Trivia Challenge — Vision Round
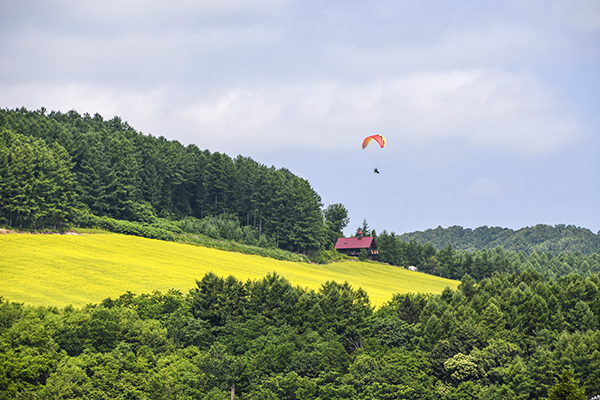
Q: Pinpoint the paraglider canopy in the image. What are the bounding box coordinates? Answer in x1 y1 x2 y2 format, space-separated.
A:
362 134 386 149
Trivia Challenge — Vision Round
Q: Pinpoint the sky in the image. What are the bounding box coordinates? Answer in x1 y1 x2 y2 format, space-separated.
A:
1 0 599 236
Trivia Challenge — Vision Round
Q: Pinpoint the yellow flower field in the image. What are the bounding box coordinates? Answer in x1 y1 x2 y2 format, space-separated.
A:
0 232 459 308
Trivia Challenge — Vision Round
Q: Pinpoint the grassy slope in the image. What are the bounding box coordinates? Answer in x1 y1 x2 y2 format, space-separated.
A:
1 232 458 308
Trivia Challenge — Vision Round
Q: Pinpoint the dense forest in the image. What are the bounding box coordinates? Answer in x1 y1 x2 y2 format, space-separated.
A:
1 270 598 399
0 107 340 255
375 232 600 282
396 224 600 256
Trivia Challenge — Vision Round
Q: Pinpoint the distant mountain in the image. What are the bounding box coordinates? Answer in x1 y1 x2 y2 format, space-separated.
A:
397 224 600 255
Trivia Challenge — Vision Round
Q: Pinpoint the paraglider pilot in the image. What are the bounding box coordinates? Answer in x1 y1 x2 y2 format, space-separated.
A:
362 134 385 175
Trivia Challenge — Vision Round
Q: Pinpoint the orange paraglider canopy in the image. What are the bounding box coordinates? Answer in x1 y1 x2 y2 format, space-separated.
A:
362 134 386 149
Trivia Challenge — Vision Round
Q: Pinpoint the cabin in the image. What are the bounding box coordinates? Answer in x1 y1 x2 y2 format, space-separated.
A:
335 230 379 259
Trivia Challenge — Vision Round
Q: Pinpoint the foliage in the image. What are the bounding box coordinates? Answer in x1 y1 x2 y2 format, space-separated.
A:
547 369 586 400
377 231 600 281
1 270 599 399
323 203 350 247
397 224 600 256
0 129 76 230
75 209 177 241
4 107 600 398
0 107 333 257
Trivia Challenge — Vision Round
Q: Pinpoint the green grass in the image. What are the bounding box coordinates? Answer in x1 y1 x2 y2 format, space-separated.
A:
0 232 459 308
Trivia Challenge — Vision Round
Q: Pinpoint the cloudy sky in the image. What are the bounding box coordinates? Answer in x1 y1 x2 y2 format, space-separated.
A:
1 0 599 235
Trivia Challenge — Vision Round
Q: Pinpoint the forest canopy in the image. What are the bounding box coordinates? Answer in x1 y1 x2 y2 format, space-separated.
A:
397 224 600 256
0 107 334 254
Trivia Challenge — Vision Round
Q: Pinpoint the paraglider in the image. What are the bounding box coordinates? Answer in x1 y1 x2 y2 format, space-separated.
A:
362 134 386 173
362 134 386 149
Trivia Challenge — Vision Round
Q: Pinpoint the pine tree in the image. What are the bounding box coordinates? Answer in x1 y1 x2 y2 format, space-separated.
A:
323 203 349 246
76 138 114 216
547 369 586 400
287 178 323 254
0 129 76 228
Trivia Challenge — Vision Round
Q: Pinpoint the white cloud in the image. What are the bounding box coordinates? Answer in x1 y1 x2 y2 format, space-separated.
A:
0 67 581 157
394 70 581 154
177 69 581 155
2 0 289 31
327 22 549 78
0 0 588 159
0 83 171 134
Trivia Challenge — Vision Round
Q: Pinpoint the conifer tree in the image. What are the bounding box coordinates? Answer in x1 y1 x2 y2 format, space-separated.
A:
0 129 76 228
547 369 586 400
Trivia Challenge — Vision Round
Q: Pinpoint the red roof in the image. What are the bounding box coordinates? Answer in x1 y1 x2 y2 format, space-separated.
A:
335 236 374 250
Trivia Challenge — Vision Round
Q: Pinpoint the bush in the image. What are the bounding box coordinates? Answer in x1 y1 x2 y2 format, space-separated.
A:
76 211 176 242
310 245 346 264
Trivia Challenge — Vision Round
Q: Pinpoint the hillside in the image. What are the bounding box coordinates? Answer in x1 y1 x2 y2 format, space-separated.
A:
0 232 458 308
396 223 600 255
0 108 331 255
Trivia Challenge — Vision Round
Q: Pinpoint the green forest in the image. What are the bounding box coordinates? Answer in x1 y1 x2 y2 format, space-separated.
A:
1 270 598 399
396 224 600 256
0 108 331 255
375 233 600 281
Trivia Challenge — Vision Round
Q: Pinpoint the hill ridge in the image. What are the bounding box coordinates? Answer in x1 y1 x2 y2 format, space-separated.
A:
395 223 600 255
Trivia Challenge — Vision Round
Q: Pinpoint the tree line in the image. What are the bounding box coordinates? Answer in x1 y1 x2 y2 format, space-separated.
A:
375 231 600 281
1 270 597 399
396 224 600 256
0 107 348 255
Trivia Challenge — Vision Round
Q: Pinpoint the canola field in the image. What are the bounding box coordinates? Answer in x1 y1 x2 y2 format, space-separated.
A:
0 232 459 308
